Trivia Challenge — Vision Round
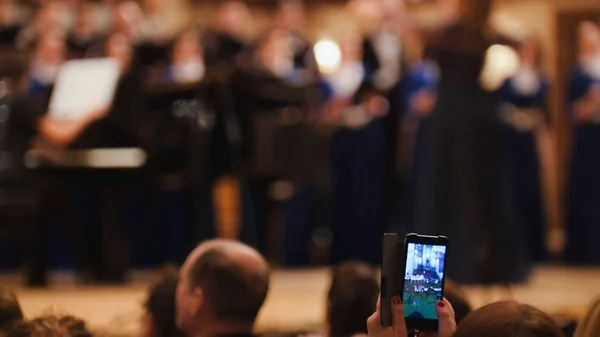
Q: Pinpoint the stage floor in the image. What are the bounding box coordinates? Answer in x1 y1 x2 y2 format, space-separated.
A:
2 266 599 335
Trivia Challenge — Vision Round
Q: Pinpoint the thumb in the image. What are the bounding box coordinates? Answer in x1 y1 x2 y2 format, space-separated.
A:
436 299 457 337
391 296 408 337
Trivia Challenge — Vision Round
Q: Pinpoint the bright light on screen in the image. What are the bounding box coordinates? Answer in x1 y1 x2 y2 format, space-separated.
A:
314 39 342 74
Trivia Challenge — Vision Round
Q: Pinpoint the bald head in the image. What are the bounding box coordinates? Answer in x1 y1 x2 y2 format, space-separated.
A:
181 240 270 325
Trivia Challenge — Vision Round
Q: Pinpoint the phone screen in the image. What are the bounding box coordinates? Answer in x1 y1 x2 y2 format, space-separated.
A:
402 242 446 320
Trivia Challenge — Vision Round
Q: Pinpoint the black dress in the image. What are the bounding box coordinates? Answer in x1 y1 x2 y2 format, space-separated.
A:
414 26 530 285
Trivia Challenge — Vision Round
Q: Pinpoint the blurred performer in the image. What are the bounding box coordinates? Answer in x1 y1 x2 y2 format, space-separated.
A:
0 0 21 48
140 0 170 42
16 1 68 50
322 34 389 265
203 1 249 68
66 0 99 59
361 0 404 93
499 37 549 262
27 31 65 98
140 0 186 44
37 31 142 283
112 0 144 44
37 32 138 149
234 29 314 263
355 0 406 230
131 0 172 75
566 22 600 265
170 28 219 246
0 50 94 286
271 0 317 85
168 29 205 85
399 33 439 232
399 0 529 284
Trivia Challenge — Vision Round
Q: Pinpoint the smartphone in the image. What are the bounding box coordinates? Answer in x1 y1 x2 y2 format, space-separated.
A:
400 234 449 332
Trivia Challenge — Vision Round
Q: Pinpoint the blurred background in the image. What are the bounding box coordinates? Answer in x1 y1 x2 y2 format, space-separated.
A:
0 0 600 334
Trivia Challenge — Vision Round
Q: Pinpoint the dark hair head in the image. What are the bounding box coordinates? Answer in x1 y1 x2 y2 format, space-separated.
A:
327 261 380 337
0 289 23 331
188 247 269 325
145 267 185 337
443 280 472 324
455 301 564 337
2 315 92 337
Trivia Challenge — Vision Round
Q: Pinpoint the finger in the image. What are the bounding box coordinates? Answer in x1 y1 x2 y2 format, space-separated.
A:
366 311 381 333
391 296 408 337
442 298 455 320
436 299 457 337
367 295 382 333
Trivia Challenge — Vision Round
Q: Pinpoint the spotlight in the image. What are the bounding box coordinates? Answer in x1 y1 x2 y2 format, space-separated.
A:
314 39 342 74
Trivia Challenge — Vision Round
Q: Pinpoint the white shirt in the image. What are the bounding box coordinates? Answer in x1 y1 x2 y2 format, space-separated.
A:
371 26 402 90
171 59 206 84
324 62 365 100
511 66 542 96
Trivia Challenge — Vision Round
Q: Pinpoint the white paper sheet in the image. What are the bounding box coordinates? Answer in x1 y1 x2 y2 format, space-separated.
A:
49 58 121 120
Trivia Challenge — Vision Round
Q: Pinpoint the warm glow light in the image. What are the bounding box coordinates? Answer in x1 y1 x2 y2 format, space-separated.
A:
314 39 342 74
480 44 521 92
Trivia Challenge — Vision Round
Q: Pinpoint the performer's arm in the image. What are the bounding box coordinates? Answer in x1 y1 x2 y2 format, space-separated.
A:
37 107 109 148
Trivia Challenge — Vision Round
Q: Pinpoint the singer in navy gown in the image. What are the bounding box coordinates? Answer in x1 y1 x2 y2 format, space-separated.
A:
565 23 600 265
406 1 530 284
362 18 406 232
323 38 388 265
400 59 439 231
499 61 549 262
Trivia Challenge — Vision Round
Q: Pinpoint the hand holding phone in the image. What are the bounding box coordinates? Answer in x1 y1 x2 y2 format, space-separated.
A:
380 233 449 332
368 296 457 337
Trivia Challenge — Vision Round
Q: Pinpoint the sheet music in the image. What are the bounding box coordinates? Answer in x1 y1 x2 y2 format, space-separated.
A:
49 58 121 120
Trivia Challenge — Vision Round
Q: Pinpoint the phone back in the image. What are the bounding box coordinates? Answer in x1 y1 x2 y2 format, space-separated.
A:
381 233 400 327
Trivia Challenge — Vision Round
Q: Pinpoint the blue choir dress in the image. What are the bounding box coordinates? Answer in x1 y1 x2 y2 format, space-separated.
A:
499 69 549 262
400 60 440 231
566 59 600 265
323 61 387 265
